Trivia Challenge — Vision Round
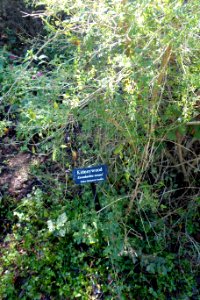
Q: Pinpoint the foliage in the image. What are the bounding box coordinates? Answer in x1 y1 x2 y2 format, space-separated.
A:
0 0 200 299
0 189 199 299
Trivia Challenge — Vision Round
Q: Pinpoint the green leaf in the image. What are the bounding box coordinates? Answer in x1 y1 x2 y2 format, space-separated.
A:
193 126 200 138
56 212 67 228
167 129 177 141
47 220 55 232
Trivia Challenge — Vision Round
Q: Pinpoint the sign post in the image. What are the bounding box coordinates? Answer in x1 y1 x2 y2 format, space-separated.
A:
72 165 108 210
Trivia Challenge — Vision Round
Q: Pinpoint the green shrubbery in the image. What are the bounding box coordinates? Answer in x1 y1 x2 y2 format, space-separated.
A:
0 188 199 299
0 0 200 299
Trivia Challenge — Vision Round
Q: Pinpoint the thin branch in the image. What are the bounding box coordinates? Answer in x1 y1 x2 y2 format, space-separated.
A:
187 121 200 126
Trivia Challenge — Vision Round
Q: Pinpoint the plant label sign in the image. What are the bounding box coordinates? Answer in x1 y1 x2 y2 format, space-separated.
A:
72 165 108 184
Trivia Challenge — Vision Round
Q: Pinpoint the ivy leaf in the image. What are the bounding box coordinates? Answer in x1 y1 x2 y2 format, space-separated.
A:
58 228 66 237
146 263 156 274
47 220 55 232
56 212 67 229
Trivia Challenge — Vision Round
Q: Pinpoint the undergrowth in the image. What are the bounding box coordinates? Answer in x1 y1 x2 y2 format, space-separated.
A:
0 0 200 299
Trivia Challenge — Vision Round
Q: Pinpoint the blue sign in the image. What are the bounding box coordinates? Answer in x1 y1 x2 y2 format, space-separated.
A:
72 165 108 184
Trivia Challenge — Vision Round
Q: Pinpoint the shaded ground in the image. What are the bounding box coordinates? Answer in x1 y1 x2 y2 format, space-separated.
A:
0 0 43 53
0 151 32 198
0 135 45 199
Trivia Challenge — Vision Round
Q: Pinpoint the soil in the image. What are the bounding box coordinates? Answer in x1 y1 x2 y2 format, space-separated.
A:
0 135 43 199
0 0 43 53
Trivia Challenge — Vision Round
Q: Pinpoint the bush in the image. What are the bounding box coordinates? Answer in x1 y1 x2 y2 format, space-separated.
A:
0 0 199 299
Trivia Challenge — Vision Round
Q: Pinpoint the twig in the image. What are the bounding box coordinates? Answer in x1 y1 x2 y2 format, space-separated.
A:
175 130 189 182
186 121 200 126
97 196 130 213
21 10 47 18
151 45 172 106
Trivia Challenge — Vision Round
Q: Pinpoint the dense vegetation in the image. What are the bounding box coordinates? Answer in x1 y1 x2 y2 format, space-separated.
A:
0 0 200 299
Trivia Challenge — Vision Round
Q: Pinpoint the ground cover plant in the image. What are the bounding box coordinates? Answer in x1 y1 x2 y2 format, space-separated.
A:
0 0 200 299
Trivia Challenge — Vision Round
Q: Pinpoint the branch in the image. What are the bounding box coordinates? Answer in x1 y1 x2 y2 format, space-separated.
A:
186 121 200 126
151 45 172 106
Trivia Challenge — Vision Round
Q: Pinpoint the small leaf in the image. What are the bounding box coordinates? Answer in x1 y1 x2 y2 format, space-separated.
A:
47 220 55 232
52 147 57 161
114 144 124 155
3 128 9 135
146 263 156 274
38 54 48 60
60 144 67 149
28 110 36 120
72 150 78 161
167 129 176 141
56 212 67 228
53 102 59 109
124 171 131 182
58 228 66 237
193 126 200 138
177 125 186 136
31 146 36 154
